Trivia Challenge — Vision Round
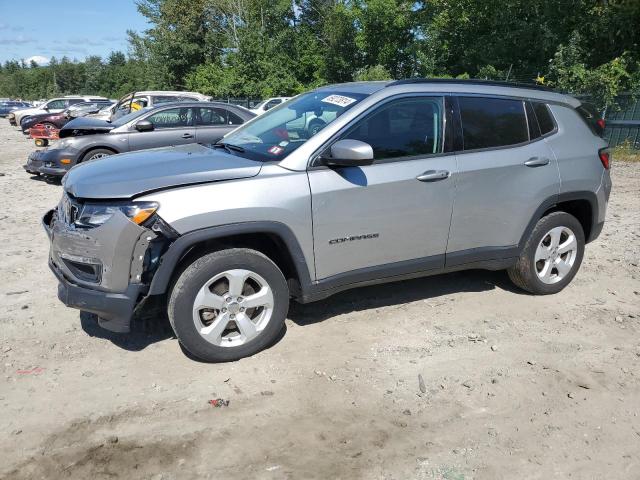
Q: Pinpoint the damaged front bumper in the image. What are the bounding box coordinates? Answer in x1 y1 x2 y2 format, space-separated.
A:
42 204 169 333
24 148 77 177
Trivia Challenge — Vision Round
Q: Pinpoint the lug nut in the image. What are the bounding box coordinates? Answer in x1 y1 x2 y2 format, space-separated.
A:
237 296 243 302
240 307 245 312
222 307 227 313
230 314 236 319
225 297 232 303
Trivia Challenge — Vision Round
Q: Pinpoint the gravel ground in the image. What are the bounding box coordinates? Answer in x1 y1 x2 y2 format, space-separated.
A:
0 121 639 480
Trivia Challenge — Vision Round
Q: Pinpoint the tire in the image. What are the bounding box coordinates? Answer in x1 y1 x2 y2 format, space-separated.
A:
307 119 326 137
508 211 585 295
168 248 289 362
82 148 114 162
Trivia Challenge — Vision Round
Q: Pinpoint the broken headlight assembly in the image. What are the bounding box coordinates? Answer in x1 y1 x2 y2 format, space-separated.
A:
74 201 159 228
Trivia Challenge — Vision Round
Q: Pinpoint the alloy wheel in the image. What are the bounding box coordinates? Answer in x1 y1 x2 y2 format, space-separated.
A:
534 226 578 284
192 269 274 347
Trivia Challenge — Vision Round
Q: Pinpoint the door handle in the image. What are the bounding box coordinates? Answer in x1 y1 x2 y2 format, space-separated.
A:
182 133 194 139
416 170 450 182
524 156 550 167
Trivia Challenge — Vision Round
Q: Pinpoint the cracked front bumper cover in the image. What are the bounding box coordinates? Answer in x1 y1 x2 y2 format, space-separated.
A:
43 207 156 333
50 258 144 333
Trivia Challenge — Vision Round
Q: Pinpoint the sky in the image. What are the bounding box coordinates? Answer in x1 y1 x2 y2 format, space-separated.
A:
0 0 149 64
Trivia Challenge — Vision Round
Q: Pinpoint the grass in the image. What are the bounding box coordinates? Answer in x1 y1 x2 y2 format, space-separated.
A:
612 142 640 162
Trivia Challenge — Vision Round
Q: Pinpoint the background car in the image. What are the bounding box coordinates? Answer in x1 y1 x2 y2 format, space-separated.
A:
10 95 108 126
250 97 291 115
24 101 255 177
0 101 32 117
20 101 115 134
66 100 115 119
108 91 211 121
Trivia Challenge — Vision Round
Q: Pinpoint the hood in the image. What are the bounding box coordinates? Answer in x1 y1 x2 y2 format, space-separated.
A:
59 116 116 137
64 143 263 199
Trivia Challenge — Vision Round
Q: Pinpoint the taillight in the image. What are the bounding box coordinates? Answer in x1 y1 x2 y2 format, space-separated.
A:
598 148 610 170
596 118 606 131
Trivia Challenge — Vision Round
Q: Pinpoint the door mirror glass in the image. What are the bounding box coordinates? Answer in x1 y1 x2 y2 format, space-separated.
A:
323 139 374 167
135 119 154 132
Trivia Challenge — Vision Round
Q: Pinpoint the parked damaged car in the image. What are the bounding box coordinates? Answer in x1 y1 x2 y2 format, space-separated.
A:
24 101 255 177
20 101 115 134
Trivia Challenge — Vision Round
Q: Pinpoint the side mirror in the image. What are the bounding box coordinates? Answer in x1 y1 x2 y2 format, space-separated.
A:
322 139 374 167
135 120 154 132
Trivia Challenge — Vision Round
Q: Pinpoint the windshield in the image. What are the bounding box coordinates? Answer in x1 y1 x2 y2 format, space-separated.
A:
222 91 368 161
110 108 149 126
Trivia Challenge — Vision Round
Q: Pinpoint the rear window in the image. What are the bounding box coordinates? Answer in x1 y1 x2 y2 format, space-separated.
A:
459 97 529 150
576 103 604 137
533 102 555 135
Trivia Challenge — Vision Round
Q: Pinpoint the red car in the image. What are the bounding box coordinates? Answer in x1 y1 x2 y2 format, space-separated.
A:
20 100 113 134
20 111 69 134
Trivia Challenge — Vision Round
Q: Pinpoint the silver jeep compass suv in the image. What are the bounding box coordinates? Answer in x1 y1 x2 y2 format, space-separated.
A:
43 79 612 362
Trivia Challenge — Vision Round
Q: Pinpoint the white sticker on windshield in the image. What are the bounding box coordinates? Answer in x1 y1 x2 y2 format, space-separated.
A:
321 94 357 108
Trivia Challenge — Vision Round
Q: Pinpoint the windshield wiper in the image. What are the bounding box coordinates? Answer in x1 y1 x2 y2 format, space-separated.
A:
213 142 245 153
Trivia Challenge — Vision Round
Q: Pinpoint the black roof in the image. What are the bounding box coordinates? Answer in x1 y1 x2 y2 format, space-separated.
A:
387 78 553 92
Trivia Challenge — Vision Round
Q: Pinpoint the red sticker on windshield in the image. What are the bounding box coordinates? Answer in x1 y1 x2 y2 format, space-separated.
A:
268 146 284 155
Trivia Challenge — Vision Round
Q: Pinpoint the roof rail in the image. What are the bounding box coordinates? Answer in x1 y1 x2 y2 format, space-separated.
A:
387 78 553 92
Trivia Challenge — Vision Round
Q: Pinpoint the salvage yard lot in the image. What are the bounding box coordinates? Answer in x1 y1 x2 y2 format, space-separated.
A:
0 120 639 479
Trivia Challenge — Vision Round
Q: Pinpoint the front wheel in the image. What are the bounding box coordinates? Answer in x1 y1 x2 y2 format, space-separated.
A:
508 211 585 295
168 248 289 362
82 148 114 162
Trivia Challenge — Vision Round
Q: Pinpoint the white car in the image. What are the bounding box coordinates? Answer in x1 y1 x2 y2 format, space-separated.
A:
9 95 108 126
250 97 291 115
107 91 211 121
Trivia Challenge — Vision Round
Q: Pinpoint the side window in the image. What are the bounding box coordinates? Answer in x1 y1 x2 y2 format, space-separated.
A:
198 107 227 126
342 96 444 160
67 99 83 106
227 110 245 125
458 97 528 150
145 107 194 128
525 101 541 140
46 99 67 109
152 95 180 105
265 99 282 111
533 102 556 135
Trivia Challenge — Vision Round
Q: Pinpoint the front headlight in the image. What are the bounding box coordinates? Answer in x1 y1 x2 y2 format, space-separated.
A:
75 201 158 228
56 138 73 149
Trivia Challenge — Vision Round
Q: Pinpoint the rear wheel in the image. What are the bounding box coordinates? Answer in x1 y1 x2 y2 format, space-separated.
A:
508 211 585 294
82 148 114 162
168 248 289 362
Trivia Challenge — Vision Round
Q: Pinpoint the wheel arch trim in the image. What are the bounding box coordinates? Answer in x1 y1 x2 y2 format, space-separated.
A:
147 221 313 296
519 191 599 249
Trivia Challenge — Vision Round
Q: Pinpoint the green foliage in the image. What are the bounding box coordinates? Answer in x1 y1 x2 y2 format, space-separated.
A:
1 0 638 105
354 65 392 81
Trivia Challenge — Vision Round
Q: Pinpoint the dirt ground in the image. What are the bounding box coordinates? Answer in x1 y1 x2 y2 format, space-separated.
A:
0 120 639 480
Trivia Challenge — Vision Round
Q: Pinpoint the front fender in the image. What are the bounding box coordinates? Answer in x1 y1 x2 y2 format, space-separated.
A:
147 221 313 297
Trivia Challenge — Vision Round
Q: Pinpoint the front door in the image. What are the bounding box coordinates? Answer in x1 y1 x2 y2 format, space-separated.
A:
309 95 457 280
128 106 195 151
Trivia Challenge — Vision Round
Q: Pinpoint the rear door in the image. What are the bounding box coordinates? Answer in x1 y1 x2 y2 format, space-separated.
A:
446 96 559 264
128 106 195 151
195 106 245 144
